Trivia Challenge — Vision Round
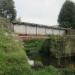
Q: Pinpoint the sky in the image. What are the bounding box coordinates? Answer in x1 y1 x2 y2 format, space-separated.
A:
14 0 75 26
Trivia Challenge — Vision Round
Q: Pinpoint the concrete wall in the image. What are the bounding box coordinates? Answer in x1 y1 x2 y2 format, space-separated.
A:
37 27 46 35
14 24 25 34
26 25 36 35
13 24 65 36
45 28 53 35
52 29 60 35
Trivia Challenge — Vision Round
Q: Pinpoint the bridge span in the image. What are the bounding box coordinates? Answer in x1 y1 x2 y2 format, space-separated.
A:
13 22 67 40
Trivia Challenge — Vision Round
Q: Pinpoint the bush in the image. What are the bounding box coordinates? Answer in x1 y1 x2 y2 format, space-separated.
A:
0 27 32 75
23 39 44 60
61 69 75 75
33 66 61 75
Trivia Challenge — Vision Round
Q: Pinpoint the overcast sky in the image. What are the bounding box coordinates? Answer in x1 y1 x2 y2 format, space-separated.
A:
14 0 75 26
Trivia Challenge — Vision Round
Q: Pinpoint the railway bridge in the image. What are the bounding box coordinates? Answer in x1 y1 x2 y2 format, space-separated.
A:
13 22 67 40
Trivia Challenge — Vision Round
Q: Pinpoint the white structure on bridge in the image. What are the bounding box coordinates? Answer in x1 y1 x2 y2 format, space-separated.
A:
13 22 66 35
13 22 67 40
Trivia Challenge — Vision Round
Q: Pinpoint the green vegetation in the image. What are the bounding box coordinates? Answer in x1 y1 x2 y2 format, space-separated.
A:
23 36 65 67
58 0 75 29
39 38 55 66
0 18 11 29
0 19 75 75
33 66 61 75
0 0 16 21
38 36 65 66
24 35 75 68
0 29 65 75
61 69 75 75
0 19 32 75
23 39 45 60
33 66 75 75
0 1 74 75
0 0 75 74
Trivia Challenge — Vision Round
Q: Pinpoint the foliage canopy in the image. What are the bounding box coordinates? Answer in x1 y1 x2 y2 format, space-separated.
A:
58 0 75 29
0 0 16 21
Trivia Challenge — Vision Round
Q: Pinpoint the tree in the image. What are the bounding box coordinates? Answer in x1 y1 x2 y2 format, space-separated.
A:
39 39 56 66
0 0 16 21
58 0 75 29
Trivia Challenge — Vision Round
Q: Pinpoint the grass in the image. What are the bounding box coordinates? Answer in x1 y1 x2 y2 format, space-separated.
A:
0 18 75 75
33 66 61 75
0 28 32 75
